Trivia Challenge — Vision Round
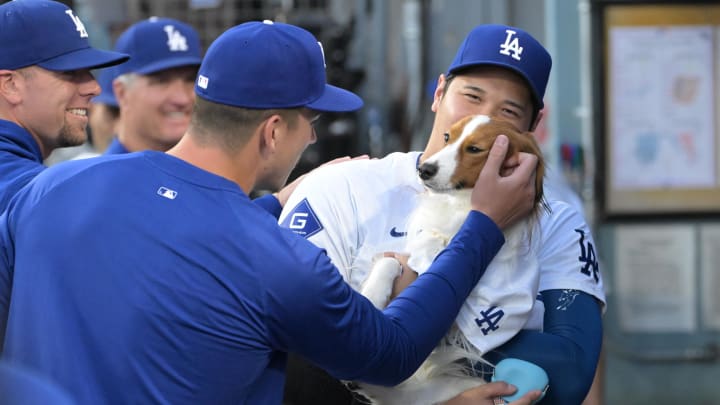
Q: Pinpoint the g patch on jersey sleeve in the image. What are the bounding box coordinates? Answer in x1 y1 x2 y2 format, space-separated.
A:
280 198 323 238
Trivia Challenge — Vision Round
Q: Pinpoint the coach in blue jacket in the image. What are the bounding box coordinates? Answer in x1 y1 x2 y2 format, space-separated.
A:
0 20 539 404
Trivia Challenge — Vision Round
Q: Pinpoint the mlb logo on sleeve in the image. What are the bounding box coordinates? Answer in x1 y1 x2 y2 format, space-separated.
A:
281 198 323 238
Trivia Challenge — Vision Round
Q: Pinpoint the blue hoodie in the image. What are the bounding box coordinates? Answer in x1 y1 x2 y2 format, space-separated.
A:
0 120 44 213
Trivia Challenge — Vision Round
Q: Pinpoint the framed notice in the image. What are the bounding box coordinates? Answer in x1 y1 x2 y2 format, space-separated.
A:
597 4 720 217
615 224 696 333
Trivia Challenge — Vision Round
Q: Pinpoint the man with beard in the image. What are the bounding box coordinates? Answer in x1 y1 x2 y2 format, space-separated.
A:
0 0 128 211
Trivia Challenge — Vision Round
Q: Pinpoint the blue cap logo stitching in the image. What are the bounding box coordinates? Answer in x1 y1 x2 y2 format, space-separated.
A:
499 29 523 61
164 25 189 52
65 10 88 38
281 198 324 238
317 41 326 68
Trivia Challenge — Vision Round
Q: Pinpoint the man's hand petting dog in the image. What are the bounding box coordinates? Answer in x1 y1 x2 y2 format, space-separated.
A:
471 134 537 231
442 381 543 405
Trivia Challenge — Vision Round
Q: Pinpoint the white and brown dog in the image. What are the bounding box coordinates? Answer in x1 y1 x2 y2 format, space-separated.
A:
356 114 547 405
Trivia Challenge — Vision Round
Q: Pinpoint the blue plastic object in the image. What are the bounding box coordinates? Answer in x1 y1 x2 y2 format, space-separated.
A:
491 358 549 403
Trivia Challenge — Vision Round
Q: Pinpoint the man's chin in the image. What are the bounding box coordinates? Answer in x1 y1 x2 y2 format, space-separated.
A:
57 128 88 148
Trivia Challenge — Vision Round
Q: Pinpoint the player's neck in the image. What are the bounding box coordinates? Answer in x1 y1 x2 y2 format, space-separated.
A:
166 132 257 194
116 128 173 153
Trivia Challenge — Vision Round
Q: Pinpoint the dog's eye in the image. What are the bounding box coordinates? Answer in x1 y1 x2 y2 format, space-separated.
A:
443 133 449 143
466 146 484 154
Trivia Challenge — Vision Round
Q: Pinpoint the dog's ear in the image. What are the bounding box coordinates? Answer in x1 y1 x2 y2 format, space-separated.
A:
522 130 548 214
534 152 545 208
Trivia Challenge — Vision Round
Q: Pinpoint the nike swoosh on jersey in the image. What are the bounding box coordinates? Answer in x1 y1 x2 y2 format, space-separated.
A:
390 227 407 237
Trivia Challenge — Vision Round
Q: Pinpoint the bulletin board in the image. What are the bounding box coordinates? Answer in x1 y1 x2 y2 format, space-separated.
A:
597 3 720 218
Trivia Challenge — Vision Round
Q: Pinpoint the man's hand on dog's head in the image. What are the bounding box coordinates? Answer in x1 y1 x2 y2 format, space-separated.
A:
471 134 537 230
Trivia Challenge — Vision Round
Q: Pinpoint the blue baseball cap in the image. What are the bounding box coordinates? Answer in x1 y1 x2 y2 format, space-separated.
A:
446 24 551 110
92 67 118 107
114 17 202 77
0 0 129 71
195 20 363 112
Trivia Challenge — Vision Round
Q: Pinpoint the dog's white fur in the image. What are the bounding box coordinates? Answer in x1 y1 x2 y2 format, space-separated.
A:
355 115 544 405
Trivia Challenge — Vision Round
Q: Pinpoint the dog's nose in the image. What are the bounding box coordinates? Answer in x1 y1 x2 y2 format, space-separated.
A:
418 162 438 180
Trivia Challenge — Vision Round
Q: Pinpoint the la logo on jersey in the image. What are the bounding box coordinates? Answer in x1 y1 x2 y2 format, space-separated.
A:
475 305 505 335
499 29 523 61
164 25 189 52
65 10 88 38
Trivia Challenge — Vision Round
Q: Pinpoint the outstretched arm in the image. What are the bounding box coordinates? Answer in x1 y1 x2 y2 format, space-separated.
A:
275 136 540 385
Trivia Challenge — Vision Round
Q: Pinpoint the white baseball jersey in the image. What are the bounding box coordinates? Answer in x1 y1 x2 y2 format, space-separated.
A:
280 151 606 353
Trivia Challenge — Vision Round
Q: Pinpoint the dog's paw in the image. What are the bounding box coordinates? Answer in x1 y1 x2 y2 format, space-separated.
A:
361 257 402 309
407 254 433 275
405 234 447 274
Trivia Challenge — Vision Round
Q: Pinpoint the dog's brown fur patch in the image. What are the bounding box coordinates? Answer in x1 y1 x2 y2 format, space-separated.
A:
447 116 545 213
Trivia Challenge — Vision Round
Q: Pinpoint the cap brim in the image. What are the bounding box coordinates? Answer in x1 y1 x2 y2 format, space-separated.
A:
132 57 203 76
450 61 544 110
306 84 363 112
38 47 129 72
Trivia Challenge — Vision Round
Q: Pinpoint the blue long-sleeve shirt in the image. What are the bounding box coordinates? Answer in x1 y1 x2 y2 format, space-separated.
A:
0 120 44 213
0 151 504 404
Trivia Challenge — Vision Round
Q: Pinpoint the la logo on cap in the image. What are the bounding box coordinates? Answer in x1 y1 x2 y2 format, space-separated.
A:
317 42 326 68
65 9 88 38
164 25 189 52
499 29 523 61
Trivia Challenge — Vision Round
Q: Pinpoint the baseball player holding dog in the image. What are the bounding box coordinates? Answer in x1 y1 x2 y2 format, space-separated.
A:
0 0 128 212
0 21 538 404
281 24 605 405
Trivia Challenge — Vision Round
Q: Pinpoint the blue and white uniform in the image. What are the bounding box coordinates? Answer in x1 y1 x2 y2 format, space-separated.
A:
280 151 607 404
0 120 44 213
0 151 505 404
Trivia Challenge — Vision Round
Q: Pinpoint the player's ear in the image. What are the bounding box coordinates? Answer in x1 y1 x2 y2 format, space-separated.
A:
0 69 24 105
112 78 127 109
535 154 545 206
431 74 446 113
258 113 283 158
